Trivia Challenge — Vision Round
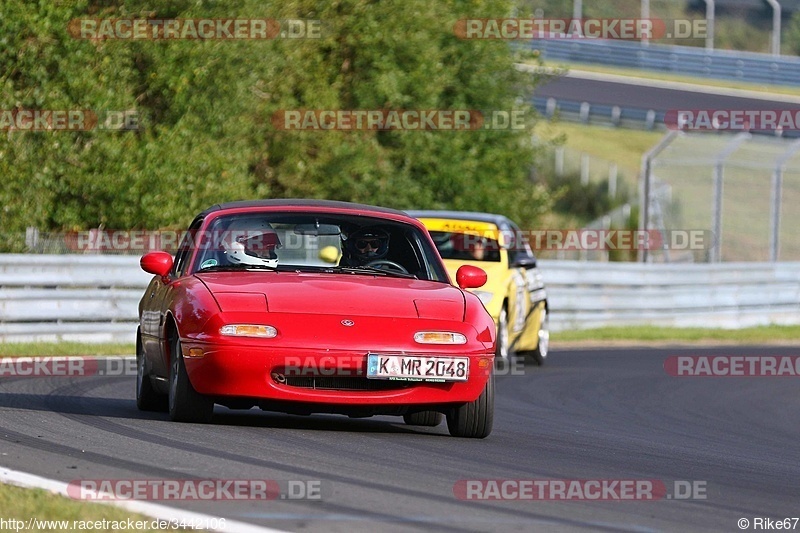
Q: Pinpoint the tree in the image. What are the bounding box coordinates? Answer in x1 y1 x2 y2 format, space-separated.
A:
0 0 551 247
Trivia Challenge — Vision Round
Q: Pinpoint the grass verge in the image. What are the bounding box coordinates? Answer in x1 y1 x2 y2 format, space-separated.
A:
0 343 134 357
0 483 167 532
552 324 800 344
534 120 662 185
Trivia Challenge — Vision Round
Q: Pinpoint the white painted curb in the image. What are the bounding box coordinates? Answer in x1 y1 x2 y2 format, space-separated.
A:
0 466 288 533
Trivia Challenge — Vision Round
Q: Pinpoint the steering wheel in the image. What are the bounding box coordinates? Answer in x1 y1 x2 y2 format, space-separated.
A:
365 259 409 274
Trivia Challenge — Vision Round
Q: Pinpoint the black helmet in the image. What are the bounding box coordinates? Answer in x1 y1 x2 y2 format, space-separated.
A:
343 227 390 263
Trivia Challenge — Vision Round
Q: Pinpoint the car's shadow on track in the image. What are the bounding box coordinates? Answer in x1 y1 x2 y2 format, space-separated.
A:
209 409 448 436
0 387 448 437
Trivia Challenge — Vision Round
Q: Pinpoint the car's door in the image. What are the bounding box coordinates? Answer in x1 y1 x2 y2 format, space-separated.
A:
141 217 202 375
505 222 546 351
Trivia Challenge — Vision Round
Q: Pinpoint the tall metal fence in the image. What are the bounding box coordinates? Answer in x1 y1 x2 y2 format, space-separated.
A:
1 255 798 342
641 131 800 262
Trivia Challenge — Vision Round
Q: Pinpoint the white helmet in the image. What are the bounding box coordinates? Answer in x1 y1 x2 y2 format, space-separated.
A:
223 229 281 268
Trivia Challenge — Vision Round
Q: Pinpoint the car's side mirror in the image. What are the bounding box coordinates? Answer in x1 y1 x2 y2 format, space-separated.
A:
456 265 487 289
511 256 537 269
319 245 340 264
141 251 174 278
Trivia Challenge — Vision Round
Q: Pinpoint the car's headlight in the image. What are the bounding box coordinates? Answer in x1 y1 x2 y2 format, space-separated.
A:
414 332 467 345
220 324 278 338
472 290 494 306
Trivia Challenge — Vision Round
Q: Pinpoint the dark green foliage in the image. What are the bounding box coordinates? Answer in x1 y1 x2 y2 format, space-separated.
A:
0 0 553 240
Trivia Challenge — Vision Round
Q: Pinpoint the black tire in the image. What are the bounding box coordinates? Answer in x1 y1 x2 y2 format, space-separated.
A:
446 373 494 438
403 411 443 427
495 304 511 362
528 307 550 366
136 329 167 412
168 336 214 423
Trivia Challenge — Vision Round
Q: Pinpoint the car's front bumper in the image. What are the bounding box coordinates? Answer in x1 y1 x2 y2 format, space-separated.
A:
180 340 493 406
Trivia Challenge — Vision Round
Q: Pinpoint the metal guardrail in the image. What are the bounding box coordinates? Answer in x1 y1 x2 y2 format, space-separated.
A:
531 96 800 138
530 39 800 86
0 255 151 343
542 260 800 330
1 255 798 342
533 96 666 130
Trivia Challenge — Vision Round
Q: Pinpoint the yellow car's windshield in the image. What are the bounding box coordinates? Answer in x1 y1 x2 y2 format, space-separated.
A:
429 231 501 262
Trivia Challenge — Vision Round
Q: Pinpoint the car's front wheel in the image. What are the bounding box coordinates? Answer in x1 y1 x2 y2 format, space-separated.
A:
446 373 494 438
169 337 214 423
403 411 443 427
530 307 549 366
136 329 167 412
495 304 511 362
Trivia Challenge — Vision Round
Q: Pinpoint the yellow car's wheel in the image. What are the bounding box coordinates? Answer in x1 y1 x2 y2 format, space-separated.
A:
523 308 549 366
495 304 511 362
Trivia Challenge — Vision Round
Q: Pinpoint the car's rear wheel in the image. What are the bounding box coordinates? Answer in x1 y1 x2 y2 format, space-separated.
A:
403 411 443 427
169 337 214 423
136 329 167 412
446 373 494 438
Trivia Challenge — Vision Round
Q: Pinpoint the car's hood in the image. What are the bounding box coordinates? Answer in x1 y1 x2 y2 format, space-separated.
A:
196 272 466 321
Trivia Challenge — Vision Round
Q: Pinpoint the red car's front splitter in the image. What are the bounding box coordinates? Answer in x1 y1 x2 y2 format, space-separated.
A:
181 342 492 406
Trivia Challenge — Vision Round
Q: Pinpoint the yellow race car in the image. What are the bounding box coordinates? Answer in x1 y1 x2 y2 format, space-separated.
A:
408 211 549 365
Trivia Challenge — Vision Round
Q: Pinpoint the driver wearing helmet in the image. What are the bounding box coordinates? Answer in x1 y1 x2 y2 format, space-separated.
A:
340 227 390 267
223 223 282 268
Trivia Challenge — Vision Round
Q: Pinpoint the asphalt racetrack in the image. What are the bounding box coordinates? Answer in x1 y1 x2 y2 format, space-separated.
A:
535 74 800 113
1 346 798 532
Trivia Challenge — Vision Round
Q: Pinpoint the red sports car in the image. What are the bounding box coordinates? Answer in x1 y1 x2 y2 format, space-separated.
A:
137 200 496 438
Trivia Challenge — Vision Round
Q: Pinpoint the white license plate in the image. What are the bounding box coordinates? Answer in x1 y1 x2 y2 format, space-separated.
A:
366 354 469 382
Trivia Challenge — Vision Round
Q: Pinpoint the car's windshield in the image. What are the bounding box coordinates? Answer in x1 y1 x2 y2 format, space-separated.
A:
188 212 449 281
429 231 502 263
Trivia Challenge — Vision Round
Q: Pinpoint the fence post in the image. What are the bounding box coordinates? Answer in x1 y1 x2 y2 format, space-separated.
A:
580 102 591 123
710 133 750 263
581 153 590 185
769 139 800 261
572 0 583 37
702 0 715 50
765 0 781 56
609 164 618 198
555 146 564 176
546 97 557 118
25 227 39 250
639 131 679 262
641 0 650 47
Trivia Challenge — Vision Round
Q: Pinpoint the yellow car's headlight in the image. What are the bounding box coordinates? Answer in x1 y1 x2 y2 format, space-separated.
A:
472 290 494 306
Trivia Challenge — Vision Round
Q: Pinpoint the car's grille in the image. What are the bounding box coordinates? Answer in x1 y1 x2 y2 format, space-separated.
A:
280 376 412 391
